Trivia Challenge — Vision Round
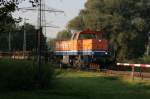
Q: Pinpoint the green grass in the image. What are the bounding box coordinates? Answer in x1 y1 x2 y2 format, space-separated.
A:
0 70 150 99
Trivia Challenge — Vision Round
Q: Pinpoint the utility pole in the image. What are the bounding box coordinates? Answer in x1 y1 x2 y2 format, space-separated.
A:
8 22 15 57
8 22 13 53
37 0 64 65
8 31 11 52
18 0 64 65
38 0 42 69
23 18 29 58
18 0 64 86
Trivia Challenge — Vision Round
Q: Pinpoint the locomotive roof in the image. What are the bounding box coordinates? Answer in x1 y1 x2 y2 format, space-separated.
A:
76 29 101 34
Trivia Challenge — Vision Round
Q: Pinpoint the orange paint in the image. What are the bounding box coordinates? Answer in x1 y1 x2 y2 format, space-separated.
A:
56 39 108 51
55 30 109 52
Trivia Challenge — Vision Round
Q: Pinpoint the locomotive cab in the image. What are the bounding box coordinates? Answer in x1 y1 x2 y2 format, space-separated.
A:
71 29 101 40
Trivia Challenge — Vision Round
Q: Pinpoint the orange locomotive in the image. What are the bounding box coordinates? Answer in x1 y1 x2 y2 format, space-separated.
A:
55 29 116 70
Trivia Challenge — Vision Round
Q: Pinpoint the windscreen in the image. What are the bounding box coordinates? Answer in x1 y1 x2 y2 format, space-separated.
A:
79 33 97 39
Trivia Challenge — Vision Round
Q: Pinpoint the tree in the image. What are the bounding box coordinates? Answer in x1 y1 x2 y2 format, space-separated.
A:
56 30 72 40
47 38 56 51
0 0 43 52
0 23 37 51
0 2 16 33
68 0 150 60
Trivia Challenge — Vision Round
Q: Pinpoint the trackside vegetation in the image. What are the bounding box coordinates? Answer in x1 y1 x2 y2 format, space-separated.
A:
0 59 54 90
68 0 150 60
0 70 150 99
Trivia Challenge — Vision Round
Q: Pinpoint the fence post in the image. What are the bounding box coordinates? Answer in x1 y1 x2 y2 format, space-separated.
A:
60 62 62 69
140 67 144 80
131 66 135 80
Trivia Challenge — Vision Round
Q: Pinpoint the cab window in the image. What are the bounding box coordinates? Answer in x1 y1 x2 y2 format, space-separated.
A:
79 34 97 39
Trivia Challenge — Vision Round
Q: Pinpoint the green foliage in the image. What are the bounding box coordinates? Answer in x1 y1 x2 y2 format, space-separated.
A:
140 56 150 64
0 0 39 7
38 63 55 88
0 0 39 52
47 38 56 51
0 23 37 51
56 30 72 40
0 59 54 90
68 0 150 60
0 3 16 34
0 70 150 99
68 16 85 31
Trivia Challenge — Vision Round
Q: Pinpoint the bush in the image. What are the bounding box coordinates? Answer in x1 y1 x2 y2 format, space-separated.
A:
0 59 54 90
141 56 150 64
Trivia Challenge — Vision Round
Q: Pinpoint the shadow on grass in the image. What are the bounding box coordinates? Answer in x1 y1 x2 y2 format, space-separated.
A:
47 75 150 99
0 71 150 99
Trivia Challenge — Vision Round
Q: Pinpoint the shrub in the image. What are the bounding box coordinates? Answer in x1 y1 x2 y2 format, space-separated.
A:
141 56 150 64
0 59 54 90
37 63 55 88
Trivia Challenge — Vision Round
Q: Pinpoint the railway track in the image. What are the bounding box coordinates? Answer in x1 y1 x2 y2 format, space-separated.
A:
86 69 150 80
1 52 150 80
58 63 150 80
0 52 32 60
107 70 150 78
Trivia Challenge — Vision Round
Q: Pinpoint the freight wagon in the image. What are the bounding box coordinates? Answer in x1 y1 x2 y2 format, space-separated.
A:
55 29 116 70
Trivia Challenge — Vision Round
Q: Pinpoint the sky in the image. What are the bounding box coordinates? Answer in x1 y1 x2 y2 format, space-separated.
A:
13 0 86 38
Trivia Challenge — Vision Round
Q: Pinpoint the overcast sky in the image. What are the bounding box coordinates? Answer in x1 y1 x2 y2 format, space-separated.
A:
13 0 86 38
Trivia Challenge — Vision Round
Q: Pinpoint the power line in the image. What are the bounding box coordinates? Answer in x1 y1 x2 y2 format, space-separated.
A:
18 0 64 78
19 8 64 13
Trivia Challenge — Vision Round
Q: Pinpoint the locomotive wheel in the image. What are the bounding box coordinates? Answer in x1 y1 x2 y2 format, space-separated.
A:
73 60 83 70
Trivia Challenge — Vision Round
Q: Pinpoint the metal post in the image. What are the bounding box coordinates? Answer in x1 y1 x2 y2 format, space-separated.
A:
8 30 11 58
23 18 26 59
37 0 42 84
8 31 11 52
60 61 62 69
23 18 29 59
140 67 144 80
146 32 150 56
131 66 135 80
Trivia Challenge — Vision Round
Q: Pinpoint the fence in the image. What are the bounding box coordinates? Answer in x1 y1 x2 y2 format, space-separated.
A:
0 51 31 60
117 63 150 80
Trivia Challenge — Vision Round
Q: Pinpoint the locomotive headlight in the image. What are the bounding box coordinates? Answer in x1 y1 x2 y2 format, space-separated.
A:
99 40 102 42
105 52 108 55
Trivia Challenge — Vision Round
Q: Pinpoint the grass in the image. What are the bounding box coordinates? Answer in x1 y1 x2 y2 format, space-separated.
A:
0 70 150 99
